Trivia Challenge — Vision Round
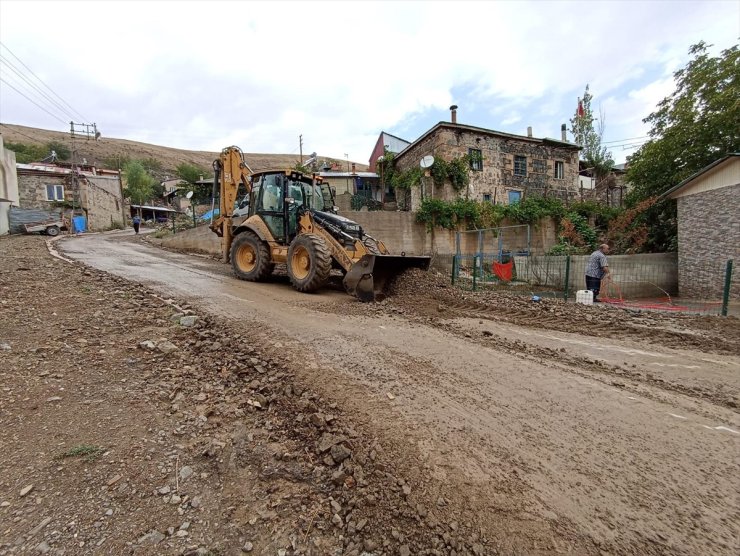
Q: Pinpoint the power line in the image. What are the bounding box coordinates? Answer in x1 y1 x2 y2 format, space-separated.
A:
0 54 80 123
0 41 89 122
602 135 649 145
0 122 50 143
0 78 68 125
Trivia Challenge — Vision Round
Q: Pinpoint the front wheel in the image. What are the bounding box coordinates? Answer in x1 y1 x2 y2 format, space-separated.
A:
287 234 332 293
230 231 273 281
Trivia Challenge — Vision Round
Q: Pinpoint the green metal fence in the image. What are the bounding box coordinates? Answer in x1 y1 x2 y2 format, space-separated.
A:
430 254 736 316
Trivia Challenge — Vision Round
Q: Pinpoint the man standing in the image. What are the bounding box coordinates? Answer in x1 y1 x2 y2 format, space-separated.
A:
585 244 610 302
132 214 141 235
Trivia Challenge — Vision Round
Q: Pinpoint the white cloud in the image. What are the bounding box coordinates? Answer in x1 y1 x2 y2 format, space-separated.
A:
1 0 737 165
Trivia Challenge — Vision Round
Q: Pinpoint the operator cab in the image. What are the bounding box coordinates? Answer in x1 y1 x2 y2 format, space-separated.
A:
249 170 336 242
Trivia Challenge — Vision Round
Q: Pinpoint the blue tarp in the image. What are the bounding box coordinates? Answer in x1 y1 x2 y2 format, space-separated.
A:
199 208 219 221
72 216 86 233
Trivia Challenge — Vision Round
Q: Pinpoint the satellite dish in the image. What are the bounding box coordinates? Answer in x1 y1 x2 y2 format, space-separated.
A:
186 191 193 199
420 155 435 169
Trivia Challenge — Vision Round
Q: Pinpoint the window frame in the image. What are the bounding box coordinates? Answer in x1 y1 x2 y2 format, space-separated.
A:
468 148 483 171
508 190 522 205
554 160 565 180
513 155 527 177
45 184 64 201
482 193 492 203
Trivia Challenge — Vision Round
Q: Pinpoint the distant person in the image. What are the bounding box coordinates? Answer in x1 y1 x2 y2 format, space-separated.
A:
585 244 610 302
132 214 141 235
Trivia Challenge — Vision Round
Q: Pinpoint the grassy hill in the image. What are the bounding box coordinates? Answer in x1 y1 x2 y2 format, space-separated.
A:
0 123 369 177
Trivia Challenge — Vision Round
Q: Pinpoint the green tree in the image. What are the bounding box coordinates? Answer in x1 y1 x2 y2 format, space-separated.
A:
5 141 47 163
626 41 739 251
570 85 614 179
176 162 205 186
122 160 156 211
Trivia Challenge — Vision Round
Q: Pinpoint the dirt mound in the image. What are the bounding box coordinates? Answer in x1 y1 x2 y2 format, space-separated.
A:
381 268 740 357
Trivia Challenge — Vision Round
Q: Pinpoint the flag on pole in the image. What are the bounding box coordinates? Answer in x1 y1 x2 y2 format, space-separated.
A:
577 98 585 118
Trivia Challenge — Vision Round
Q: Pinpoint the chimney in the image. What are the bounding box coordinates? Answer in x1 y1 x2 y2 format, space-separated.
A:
450 105 458 124
351 163 356 174
527 126 533 138
561 124 567 141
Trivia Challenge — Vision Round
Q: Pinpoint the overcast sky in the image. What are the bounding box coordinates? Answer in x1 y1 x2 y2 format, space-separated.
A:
0 0 737 166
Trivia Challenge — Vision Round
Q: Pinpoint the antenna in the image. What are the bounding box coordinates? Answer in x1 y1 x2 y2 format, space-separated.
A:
420 155 435 169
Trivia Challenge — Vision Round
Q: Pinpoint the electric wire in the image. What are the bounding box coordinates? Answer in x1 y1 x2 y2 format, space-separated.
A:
0 78 68 125
601 135 649 145
0 54 80 123
0 122 47 143
0 41 89 123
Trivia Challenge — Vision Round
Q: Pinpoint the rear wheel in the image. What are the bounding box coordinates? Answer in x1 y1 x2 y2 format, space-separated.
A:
287 233 332 293
230 231 273 281
45 225 60 237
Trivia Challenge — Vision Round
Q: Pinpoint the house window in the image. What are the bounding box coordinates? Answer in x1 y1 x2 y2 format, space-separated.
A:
508 190 522 204
532 159 547 174
46 184 64 201
483 193 492 203
514 156 527 177
468 148 483 171
554 161 565 179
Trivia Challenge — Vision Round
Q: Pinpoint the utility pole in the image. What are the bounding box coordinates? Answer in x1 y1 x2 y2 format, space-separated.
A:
69 121 100 232
299 134 303 164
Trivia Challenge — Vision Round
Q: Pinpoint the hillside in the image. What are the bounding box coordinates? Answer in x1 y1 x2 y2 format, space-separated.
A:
0 123 369 176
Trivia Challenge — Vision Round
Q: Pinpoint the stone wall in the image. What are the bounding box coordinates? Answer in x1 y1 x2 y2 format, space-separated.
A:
80 176 125 231
17 173 71 209
677 185 740 299
17 172 125 231
394 126 580 211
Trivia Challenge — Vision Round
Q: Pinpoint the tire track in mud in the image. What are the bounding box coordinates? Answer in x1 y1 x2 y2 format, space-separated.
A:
423 297 738 356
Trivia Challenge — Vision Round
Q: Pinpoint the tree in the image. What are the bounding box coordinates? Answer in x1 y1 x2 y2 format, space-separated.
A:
122 160 156 212
626 41 739 251
176 162 209 203
570 85 614 179
5 141 48 163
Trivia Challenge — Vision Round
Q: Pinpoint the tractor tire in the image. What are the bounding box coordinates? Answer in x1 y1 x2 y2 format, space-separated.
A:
230 231 273 281
287 233 332 293
45 225 60 237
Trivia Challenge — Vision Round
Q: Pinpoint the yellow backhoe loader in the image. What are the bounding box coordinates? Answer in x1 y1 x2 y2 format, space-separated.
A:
209 146 430 301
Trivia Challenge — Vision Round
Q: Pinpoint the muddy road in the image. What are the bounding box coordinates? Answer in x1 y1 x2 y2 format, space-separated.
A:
60 231 740 555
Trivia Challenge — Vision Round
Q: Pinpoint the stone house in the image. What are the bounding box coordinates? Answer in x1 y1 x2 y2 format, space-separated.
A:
664 153 739 299
393 106 581 211
15 161 126 231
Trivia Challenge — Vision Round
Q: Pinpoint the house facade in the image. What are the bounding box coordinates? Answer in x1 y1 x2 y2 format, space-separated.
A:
393 107 580 211
0 136 20 235
368 131 411 173
665 153 740 299
15 162 126 231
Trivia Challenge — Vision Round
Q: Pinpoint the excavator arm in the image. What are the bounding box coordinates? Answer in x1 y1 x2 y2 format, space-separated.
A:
209 146 252 262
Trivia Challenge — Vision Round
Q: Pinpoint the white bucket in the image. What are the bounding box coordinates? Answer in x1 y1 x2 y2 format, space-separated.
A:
576 290 593 305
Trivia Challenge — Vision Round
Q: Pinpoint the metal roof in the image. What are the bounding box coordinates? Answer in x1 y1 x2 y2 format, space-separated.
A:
130 204 178 213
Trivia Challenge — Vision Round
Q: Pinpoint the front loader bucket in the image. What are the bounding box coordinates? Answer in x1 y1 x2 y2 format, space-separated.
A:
343 254 432 302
